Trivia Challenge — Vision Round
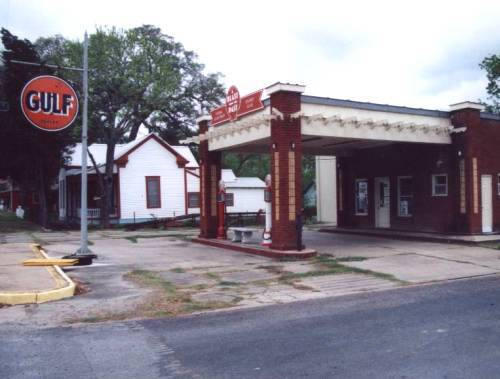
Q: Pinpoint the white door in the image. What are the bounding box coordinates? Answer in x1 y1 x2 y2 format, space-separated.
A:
375 177 390 228
481 175 493 233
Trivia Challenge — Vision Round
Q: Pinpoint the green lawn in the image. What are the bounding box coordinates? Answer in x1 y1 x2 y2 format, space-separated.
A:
0 211 41 233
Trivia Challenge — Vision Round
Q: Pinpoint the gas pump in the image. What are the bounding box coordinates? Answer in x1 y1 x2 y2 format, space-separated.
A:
262 174 272 246
217 180 227 239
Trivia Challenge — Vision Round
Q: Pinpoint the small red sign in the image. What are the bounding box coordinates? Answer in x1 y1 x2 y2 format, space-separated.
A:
210 86 264 126
20 75 79 132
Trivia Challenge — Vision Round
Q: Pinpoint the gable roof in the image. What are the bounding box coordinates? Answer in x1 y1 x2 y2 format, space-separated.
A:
67 133 196 168
222 169 266 189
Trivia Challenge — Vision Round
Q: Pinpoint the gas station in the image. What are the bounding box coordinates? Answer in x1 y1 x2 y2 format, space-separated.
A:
184 82 500 256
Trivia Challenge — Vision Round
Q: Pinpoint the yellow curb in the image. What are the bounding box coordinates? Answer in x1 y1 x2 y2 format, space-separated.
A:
0 244 76 305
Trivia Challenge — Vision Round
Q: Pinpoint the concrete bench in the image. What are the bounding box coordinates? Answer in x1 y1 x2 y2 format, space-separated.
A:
229 227 257 244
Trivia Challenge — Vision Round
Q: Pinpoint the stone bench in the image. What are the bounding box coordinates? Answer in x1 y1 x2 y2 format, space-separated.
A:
229 227 257 244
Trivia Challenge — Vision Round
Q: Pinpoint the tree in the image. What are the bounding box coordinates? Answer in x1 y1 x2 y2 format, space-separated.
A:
480 53 500 114
0 28 76 227
37 25 225 227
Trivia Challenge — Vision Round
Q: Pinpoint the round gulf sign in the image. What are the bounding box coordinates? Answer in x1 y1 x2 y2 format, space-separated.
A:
20 75 79 131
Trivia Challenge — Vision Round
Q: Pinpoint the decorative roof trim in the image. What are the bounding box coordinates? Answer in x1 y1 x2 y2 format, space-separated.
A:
301 95 449 118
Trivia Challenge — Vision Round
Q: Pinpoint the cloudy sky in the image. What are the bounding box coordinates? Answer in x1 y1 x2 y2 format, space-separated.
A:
2 0 499 111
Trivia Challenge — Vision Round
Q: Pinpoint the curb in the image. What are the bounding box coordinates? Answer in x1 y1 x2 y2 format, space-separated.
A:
318 228 500 246
192 237 317 260
0 244 75 305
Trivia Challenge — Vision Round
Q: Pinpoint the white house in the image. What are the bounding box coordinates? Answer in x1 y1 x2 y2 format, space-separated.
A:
221 169 266 213
59 133 200 224
59 134 267 224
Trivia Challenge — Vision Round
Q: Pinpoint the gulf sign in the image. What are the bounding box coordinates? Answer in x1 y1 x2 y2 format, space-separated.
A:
210 86 264 126
20 75 79 131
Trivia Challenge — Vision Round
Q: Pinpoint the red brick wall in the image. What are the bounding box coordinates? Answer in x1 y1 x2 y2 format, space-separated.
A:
338 143 457 233
270 91 303 250
198 119 221 238
338 110 500 234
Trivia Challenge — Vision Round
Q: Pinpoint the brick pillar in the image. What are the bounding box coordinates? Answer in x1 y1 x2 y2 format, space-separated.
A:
449 102 484 234
267 83 305 250
197 116 221 238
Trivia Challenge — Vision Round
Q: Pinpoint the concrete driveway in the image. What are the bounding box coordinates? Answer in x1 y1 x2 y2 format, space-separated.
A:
305 231 500 282
1 228 500 329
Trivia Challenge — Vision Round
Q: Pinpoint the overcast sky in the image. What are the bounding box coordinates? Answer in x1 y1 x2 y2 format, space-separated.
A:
2 0 499 111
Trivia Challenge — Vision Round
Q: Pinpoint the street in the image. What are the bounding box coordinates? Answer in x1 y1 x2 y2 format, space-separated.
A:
2 275 500 378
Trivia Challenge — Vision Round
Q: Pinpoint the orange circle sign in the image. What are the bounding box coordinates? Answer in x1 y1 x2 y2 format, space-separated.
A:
20 75 79 131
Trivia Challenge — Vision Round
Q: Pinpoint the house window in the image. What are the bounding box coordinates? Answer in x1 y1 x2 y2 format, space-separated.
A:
145 176 161 208
355 179 368 215
398 176 413 217
432 174 448 196
225 193 234 207
188 192 200 208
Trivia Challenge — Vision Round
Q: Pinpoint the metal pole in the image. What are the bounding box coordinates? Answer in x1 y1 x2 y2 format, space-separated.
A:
79 32 89 255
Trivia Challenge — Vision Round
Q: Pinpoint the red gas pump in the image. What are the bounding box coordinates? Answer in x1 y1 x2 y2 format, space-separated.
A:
262 174 272 246
217 180 227 239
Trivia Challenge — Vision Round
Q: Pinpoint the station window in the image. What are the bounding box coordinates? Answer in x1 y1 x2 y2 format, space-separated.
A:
432 174 448 196
398 176 413 217
187 192 200 208
355 179 368 215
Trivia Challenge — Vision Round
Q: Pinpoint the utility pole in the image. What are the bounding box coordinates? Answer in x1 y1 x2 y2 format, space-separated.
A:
79 32 89 255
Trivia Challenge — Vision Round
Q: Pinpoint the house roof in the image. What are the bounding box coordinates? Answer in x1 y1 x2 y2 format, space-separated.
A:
66 133 197 168
222 169 266 189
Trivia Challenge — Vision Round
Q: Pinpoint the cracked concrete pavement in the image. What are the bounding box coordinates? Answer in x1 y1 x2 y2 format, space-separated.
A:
2 227 500 329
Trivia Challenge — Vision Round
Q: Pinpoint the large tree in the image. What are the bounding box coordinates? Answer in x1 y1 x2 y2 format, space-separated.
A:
0 28 76 227
37 25 225 227
480 53 500 114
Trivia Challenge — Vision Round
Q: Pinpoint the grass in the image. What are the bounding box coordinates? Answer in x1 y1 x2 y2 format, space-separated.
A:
0 211 41 233
479 242 500 250
218 281 241 286
170 267 186 273
69 269 239 324
276 255 405 284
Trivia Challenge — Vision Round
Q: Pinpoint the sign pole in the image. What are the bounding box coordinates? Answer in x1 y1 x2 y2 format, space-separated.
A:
79 31 89 255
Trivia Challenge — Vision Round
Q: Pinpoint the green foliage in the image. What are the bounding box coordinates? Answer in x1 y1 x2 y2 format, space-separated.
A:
222 153 316 194
0 28 77 227
35 25 225 227
480 54 500 114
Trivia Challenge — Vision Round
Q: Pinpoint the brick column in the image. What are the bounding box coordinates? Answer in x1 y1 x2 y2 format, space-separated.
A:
197 115 221 238
449 102 484 234
267 83 305 250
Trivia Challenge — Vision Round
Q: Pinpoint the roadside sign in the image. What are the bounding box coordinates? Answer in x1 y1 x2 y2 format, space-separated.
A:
210 86 264 126
20 75 79 131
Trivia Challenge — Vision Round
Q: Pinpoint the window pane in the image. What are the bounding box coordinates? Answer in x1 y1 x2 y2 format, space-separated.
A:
355 180 368 214
433 175 447 195
188 192 200 208
146 178 160 208
226 193 234 207
398 177 413 216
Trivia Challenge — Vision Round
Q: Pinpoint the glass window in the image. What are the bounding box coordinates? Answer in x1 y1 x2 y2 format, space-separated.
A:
497 174 500 196
432 174 448 196
398 176 413 217
355 179 368 215
188 192 200 208
225 193 234 207
146 177 161 208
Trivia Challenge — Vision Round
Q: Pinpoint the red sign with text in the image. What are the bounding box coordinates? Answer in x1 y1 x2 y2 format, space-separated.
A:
20 75 79 132
210 86 264 126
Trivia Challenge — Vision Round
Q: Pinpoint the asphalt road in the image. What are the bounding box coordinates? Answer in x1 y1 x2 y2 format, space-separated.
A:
2 276 500 379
